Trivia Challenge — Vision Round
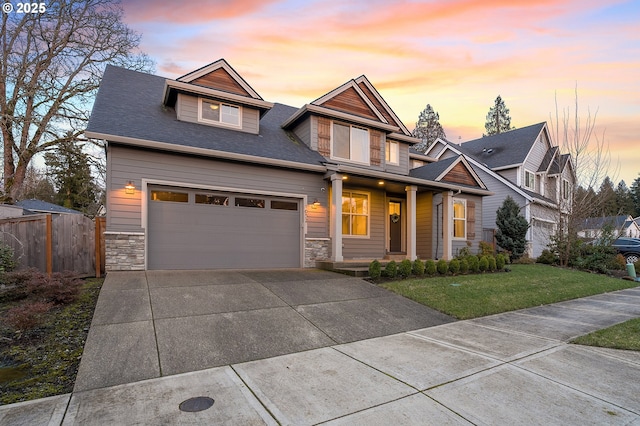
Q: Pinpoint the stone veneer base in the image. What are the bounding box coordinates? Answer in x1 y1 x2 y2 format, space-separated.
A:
304 238 330 268
105 232 145 271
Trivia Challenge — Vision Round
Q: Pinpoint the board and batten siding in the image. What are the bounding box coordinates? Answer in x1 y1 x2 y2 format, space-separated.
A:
107 145 328 237
176 93 259 134
341 186 385 259
416 192 434 259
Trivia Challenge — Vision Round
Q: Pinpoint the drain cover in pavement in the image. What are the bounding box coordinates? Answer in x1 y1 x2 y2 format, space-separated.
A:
179 396 214 412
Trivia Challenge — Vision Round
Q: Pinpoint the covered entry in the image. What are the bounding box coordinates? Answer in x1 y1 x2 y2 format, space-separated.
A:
147 185 302 269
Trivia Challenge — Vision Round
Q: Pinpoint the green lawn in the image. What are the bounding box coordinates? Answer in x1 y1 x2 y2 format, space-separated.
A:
381 264 637 320
571 318 640 351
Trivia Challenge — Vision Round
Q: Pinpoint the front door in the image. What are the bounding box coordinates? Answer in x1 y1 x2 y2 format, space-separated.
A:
389 201 402 252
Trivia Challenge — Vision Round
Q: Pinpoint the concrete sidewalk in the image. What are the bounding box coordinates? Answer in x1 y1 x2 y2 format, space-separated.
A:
1 274 640 424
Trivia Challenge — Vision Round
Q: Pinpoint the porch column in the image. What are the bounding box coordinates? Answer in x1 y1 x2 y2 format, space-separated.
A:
442 190 453 260
405 185 417 260
330 173 343 262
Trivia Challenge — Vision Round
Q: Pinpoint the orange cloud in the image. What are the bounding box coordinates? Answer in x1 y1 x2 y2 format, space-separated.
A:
123 0 279 23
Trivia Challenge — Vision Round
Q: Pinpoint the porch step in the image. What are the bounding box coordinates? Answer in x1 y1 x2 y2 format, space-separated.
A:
316 259 405 278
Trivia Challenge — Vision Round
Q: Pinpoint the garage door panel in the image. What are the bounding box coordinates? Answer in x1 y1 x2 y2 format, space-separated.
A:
147 187 301 270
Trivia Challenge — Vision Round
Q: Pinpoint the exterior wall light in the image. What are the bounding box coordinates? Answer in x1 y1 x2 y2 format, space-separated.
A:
125 181 135 194
312 199 321 209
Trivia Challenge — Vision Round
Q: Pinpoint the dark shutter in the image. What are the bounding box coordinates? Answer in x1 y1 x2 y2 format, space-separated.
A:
370 130 382 166
467 200 476 240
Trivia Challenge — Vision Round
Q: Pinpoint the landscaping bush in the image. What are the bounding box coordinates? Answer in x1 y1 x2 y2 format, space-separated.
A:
412 259 425 276
478 241 495 256
459 258 469 274
537 249 557 265
5 301 53 331
496 253 506 270
25 271 83 305
384 260 397 278
398 259 412 278
425 259 437 276
488 255 497 271
610 254 627 271
436 259 449 275
456 244 472 258
368 260 381 279
466 255 479 273
0 241 17 273
574 241 617 274
448 258 460 275
478 256 489 272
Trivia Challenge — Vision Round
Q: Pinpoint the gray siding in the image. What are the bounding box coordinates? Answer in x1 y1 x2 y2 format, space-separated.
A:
416 192 433 259
107 145 327 237
341 186 385 259
293 117 312 148
383 138 410 175
530 203 559 257
176 93 259 134
473 168 526 230
497 167 518 184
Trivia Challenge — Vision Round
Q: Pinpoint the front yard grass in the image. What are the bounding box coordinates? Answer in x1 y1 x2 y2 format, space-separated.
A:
571 318 640 351
380 264 638 320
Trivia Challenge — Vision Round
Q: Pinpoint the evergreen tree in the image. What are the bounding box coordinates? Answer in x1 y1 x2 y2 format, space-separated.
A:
44 140 98 214
631 175 640 218
484 95 514 135
495 196 529 260
412 104 446 152
597 177 617 216
614 180 635 216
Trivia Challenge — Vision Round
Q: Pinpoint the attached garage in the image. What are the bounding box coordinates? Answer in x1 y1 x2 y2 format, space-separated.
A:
147 185 303 269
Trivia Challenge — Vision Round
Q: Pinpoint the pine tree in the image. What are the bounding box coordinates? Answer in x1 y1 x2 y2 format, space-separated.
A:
44 140 98 214
631 176 640 218
495 196 529 260
614 181 635 216
484 95 514 135
412 104 446 152
597 177 617 216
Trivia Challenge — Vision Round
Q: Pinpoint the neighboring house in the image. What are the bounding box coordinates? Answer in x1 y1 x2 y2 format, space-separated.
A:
86 59 491 271
421 122 575 258
15 199 84 215
578 215 640 239
0 200 84 218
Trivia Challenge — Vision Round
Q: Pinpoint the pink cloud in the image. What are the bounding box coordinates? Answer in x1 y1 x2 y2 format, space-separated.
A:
123 0 278 23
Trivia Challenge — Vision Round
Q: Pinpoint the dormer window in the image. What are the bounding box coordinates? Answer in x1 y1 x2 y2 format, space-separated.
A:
524 170 535 190
199 98 241 127
331 122 369 164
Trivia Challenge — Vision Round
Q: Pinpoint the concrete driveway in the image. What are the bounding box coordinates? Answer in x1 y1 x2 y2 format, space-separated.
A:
73 269 454 392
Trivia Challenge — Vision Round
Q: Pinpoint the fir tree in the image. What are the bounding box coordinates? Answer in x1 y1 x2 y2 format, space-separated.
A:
484 95 514 135
631 176 640 218
412 104 446 152
495 196 529 260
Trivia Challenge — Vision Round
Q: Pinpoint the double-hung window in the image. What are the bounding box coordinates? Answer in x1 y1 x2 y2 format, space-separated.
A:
332 123 369 164
453 199 466 239
342 191 369 237
385 141 399 165
562 179 571 200
199 98 241 127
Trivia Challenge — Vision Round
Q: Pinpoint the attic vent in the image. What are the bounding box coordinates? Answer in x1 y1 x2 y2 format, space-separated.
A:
486 149 494 154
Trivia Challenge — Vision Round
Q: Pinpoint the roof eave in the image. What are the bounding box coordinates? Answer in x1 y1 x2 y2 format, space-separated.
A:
282 104 400 132
163 80 274 112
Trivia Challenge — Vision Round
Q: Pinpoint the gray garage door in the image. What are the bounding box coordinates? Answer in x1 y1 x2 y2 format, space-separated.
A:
147 186 301 269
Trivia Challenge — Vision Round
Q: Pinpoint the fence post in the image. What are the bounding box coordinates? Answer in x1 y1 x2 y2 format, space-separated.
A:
95 217 101 278
46 214 53 276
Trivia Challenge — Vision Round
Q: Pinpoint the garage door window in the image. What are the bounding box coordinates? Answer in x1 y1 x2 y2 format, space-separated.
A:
271 200 298 211
235 197 265 208
151 190 188 202
195 194 229 206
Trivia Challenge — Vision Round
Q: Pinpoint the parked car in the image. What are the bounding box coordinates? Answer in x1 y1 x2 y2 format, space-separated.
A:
612 238 640 264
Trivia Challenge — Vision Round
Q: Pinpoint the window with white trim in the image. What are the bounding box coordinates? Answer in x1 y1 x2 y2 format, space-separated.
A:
199 98 241 127
332 122 369 164
453 199 466 239
524 170 535 190
385 141 399 165
562 179 571 200
341 191 369 237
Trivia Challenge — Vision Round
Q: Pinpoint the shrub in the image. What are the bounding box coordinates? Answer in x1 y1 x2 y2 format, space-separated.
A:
25 270 83 305
448 258 460 275
436 259 449 275
5 301 53 331
488 255 497 271
537 249 557 265
384 260 397 278
495 196 529 261
478 256 489 272
459 258 469 274
610 254 627 271
398 259 412 278
466 255 479 273
456 244 472 258
478 241 495 256
425 259 437 276
496 253 506 270
0 242 17 273
412 259 425 276
368 260 381 279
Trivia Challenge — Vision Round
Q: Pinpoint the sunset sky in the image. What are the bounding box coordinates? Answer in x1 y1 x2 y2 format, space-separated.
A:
120 0 639 187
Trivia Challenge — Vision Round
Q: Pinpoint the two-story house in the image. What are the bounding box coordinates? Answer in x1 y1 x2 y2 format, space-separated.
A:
87 59 490 271
422 122 575 258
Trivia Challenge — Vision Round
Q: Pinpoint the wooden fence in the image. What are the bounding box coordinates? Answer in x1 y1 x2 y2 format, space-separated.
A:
483 228 497 251
0 214 106 277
